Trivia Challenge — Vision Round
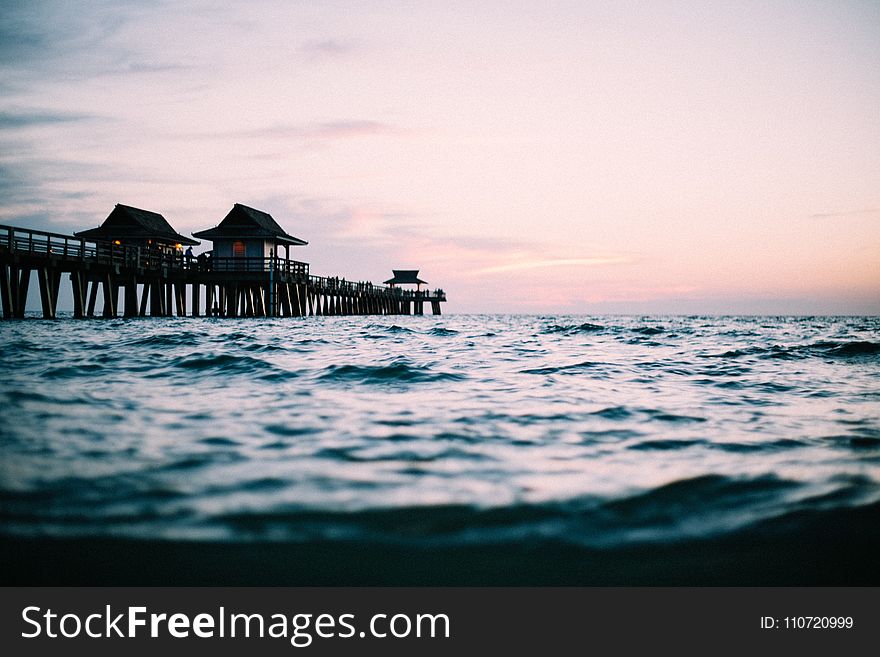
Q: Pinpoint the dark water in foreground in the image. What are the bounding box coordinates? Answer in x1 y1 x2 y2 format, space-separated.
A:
1 314 879 584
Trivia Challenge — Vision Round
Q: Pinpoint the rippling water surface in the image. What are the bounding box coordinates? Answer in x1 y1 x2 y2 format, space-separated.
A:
2 314 879 583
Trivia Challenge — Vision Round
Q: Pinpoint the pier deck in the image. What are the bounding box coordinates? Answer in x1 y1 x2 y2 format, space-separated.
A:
0 224 446 319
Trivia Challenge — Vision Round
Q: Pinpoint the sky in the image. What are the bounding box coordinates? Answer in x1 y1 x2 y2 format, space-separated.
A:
1 0 878 314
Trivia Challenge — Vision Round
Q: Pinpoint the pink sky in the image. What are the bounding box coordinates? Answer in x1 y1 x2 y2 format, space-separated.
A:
1 1 878 313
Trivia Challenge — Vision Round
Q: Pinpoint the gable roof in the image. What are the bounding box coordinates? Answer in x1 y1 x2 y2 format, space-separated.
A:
383 270 427 285
192 203 307 246
74 204 199 245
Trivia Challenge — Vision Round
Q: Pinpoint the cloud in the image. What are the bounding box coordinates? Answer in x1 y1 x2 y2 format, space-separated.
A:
0 1 189 85
0 109 97 129
312 120 395 139
473 256 633 275
299 38 359 61
809 208 879 219
218 120 398 143
0 23 46 64
177 120 402 153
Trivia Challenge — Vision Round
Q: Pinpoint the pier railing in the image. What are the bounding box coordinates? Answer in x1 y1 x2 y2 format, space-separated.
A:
3 224 95 261
210 256 308 276
305 274 445 300
0 225 310 276
1 224 164 270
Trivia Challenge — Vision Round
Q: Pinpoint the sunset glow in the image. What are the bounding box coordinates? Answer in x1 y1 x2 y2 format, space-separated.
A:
1 0 878 313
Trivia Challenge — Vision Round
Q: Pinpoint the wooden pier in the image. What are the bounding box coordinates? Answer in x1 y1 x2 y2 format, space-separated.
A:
0 224 446 319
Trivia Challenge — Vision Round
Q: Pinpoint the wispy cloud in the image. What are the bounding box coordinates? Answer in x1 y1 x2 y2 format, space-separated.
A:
299 38 359 61
473 256 632 275
179 120 401 152
809 208 879 219
0 109 98 129
230 120 398 142
0 1 189 84
313 120 396 139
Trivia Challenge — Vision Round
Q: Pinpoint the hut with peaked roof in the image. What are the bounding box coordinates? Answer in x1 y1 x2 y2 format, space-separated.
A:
384 270 427 290
75 204 198 252
192 204 307 265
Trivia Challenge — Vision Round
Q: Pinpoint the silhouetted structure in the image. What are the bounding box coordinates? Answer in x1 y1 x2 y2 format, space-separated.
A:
74 204 198 253
383 270 444 315
193 204 306 266
384 270 427 289
0 204 446 319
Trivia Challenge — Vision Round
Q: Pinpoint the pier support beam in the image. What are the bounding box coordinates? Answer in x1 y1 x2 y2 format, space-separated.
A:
278 283 290 317
226 284 238 317
70 272 86 319
295 284 305 316
219 285 228 317
244 287 254 317
1 265 14 319
101 274 116 318
206 284 215 316
87 279 99 317
174 282 185 317
13 268 30 319
139 282 149 317
150 280 164 317
124 277 138 318
38 268 61 319
255 285 267 317
165 282 173 318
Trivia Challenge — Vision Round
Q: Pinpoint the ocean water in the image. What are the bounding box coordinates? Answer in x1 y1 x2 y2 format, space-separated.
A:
1 314 879 584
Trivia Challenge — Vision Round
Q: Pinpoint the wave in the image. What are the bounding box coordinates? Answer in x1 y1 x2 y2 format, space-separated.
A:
41 363 106 379
428 327 459 336
5 499 880 585
165 353 285 379
590 406 706 424
713 438 808 453
542 322 604 334
521 360 603 375
318 360 465 384
597 474 798 526
198 437 241 447
823 341 880 357
264 424 322 437
312 446 488 464
125 332 202 347
196 474 806 545
704 340 880 361
4 470 879 584
591 406 632 420
241 343 288 353
628 439 708 451
632 326 664 335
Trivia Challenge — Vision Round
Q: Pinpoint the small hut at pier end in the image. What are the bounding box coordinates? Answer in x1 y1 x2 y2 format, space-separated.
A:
74 204 199 254
383 270 443 315
192 204 307 270
384 270 427 291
